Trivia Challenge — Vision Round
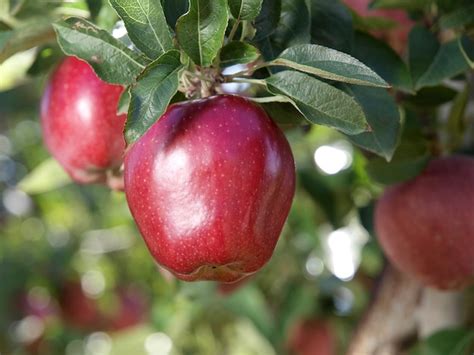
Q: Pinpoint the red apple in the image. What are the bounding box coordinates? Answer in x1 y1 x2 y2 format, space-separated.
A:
287 318 335 355
40 56 126 190
375 156 474 290
124 95 295 282
106 286 148 331
343 0 413 54
58 281 102 329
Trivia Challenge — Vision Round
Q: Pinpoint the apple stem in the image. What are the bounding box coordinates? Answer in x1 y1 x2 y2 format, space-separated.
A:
346 264 422 355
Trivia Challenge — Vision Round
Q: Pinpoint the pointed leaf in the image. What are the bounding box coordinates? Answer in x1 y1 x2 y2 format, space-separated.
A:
352 31 413 92
344 85 401 160
408 25 439 85
176 0 229 66
253 0 281 41
228 0 263 21
220 41 260 67
273 44 389 88
109 0 172 59
53 17 147 85
266 70 368 135
125 50 183 144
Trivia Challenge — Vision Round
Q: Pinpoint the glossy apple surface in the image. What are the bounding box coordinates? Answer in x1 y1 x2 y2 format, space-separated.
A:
288 318 335 355
124 95 295 282
41 56 126 189
343 0 413 54
375 156 474 290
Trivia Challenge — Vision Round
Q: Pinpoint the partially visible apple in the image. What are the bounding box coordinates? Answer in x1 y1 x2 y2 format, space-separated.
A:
375 156 474 290
58 281 102 329
344 0 414 54
124 95 295 282
106 286 148 331
287 318 335 355
41 56 126 190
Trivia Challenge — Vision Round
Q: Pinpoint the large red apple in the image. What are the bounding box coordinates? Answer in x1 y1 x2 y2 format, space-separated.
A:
375 156 474 290
344 0 413 54
287 318 335 355
41 56 126 190
124 95 295 282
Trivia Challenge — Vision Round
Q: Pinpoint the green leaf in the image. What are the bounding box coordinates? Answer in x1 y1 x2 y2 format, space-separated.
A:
273 44 389 88
117 86 131 115
162 0 189 29
344 85 401 160
0 20 55 64
352 31 413 92
27 45 62 76
272 0 311 49
370 0 434 10
408 25 439 85
176 0 228 67
403 85 457 107
220 41 260 67
365 112 430 184
416 38 474 89
261 101 306 125
228 0 263 21
446 84 469 151
53 17 147 85
125 50 182 144
409 328 474 355
86 0 103 19
18 158 70 194
109 0 172 59
309 0 354 53
253 0 281 41
266 70 368 135
439 4 474 29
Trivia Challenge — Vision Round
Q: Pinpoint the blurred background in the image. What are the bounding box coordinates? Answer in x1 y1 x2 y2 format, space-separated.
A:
1 0 474 354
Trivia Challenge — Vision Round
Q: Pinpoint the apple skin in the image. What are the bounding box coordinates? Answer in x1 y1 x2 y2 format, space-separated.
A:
343 0 413 54
287 318 335 355
124 95 295 282
41 57 126 190
375 156 474 290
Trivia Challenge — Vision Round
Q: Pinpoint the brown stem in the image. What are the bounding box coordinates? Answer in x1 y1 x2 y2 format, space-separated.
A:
346 264 423 355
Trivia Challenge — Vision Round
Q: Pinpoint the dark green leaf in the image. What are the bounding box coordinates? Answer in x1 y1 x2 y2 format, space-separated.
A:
109 0 172 59
403 85 457 107
86 0 103 19
446 84 469 151
53 17 147 85
162 0 188 29
220 41 260 67
439 4 474 29
27 45 62 76
416 38 474 89
310 0 354 53
0 20 55 64
266 70 368 135
365 112 430 184
408 25 439 85
409 328 474 355
345 85 401 160
274 44 389 87
126 50 182 144
353 31 413 92
176 0 228 66
253 0 281 41
370 0 434 10
271 0 311 50
228 0 263 20
261 101 306 125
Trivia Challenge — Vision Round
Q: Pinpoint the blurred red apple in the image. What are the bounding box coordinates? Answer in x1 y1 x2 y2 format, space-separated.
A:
288 318 335 355
375 156 474 290
124 95 295 282
106 286 148 331
41 56 126 190
344 0 413 54
58 281 102 329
